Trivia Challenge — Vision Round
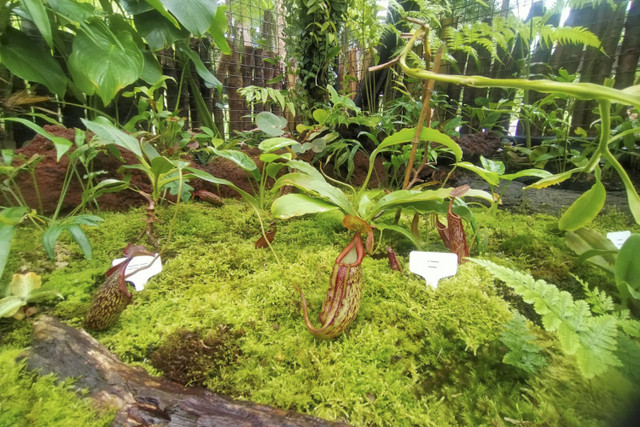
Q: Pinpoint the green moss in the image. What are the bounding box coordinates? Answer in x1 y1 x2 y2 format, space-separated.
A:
1 201 638 426
0 348 114 426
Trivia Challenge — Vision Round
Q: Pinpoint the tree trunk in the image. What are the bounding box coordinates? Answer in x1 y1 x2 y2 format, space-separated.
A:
615 0 640 89
22 316 348 427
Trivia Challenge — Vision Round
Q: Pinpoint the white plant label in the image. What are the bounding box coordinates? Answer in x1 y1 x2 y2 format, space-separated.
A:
607 230 631 249
409 251 458 288
111 255 162 291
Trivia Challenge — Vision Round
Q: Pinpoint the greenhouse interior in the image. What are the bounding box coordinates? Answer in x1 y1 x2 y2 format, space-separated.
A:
1 0 640 425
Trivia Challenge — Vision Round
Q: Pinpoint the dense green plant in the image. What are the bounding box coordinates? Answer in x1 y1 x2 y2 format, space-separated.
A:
499 312 547 374
0 272 62 319
398 21 640 229
472 258 640 379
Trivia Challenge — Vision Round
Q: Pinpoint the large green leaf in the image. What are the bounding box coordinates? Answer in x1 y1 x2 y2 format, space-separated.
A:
184 167 259 210
140 50 162 84
271 193 340 219
161 0 217 37
82 117 142 158
526 168 581 190
20 0 53 48
1 118 72 160
140 0 180 27
375 223 423 249
258 137 298 153
283 159 325 181
209 5 230 54
455 162 500 186
273 172 355 215
0 207 27 286
134 10 188 50
615 234 640 300
372 127 462 162
501 168 553 181
69 21 144 105
256 112 287 137
0 296 24 318
0 28 67 97
565 228 618 273
48 0 95 22
368 188 453 218
178 44 221 89
559 181 606 231
209 148 259 181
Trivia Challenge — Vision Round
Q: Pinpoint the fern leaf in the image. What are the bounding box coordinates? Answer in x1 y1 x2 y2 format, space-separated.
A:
471 259 621 379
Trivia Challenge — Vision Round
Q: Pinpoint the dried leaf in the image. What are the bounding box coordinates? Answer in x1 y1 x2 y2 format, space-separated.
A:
192 189 224 207
255 222 277 249
386 247 402 272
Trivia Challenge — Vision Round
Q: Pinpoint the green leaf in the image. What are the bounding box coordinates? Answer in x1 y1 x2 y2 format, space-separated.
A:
526 168 581 189
479 156 505 174
134 10 189 50
69 21 144 105
255 112 288 136
273 172 354 215
265 163 284 179
209 5 230 54
312 108 329 124
501 168 553 181
9 272 41 300
48 0 95 22
66 224 93 260
283 159 326 181
565 228 618 272
559 181 606 231
372 127 462 162
258 137 298 153
150 155 176 178
140 0 180 27
0 28 67 97
140 50 163 84
368 188 453 218
161 0 217 37
0 296 24 318
184 167 259 210
615 234 640 301
26 288 64 303
178 44 221 89
375 223 423 248
20 0 53 48
0 207 26 286
209 148 259 181
1 118 71 161
82 117 142 158
271 193 340 219
42 224 63 259
455 162 500 186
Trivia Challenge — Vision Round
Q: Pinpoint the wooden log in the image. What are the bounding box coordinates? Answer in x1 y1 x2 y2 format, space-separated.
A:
21 316 348 427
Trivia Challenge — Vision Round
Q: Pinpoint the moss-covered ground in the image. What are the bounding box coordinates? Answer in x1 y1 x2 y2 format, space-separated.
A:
1 200 639 426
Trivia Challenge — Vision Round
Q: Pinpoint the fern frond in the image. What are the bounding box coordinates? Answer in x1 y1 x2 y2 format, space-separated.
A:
538 25 601 49
500 312 547 374
471 259 621 379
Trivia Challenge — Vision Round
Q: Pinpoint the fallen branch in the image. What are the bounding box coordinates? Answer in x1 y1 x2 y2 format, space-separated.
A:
21 316 348 427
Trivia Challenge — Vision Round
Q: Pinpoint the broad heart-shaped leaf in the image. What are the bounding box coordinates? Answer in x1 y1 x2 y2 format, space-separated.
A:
256 112 288 137
0 207 27 286
565 228 618 273
20 0 53 48
9 272 41 300
501 168 553 181
48 0 96 22
161 0 217 37
82 117 142 158
0 296 24 318
0 28 67 97
273 172 355 215
69 21 144 105
209 5 230 54
526 167 581 190
372 127 462 162
559 181 606 231
615 234 640 301
208 148 259 181
178 44 221 89
271 193 340 219
135 10 189 50
258 137 298 153
1 118 71 161
455 162 500 186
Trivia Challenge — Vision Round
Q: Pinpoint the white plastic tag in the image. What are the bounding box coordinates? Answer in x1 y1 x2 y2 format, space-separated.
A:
409 251 458 288
111 255 162 291
607 230 631 249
